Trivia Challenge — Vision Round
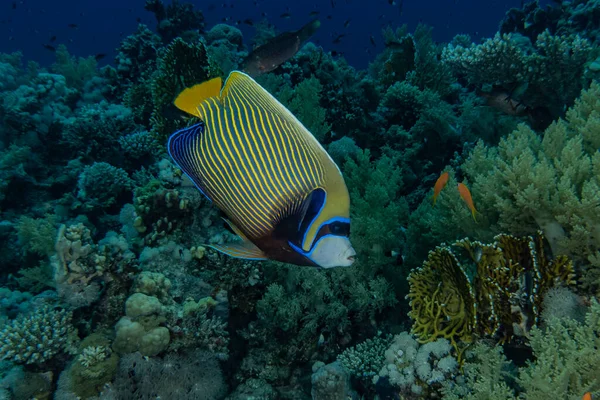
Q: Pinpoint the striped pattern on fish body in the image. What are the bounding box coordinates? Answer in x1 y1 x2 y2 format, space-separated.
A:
168 71 354 267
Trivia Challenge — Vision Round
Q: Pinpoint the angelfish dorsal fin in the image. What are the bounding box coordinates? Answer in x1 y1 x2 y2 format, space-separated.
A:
174 77 223 117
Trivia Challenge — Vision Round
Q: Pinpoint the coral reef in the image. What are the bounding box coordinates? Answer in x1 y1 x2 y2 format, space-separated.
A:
0 2 599 398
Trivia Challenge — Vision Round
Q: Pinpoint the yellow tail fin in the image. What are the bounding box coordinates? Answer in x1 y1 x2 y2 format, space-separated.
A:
174 77 223 117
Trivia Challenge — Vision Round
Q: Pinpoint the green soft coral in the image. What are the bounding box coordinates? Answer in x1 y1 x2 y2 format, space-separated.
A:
517 299 600 400
441 343 516 400
461 81 600 295
343 149 409 271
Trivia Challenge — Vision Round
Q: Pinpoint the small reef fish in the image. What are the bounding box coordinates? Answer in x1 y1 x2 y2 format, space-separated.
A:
457 182 477 222
583 393 592 400
242 19 321 77
479 89 529 116
432 171 449 206
333 33 345 44
168 71 356 268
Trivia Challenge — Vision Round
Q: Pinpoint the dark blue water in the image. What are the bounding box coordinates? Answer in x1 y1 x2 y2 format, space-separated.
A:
1 0 548 69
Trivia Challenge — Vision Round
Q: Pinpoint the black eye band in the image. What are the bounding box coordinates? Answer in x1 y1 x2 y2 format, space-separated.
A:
329 221 350 236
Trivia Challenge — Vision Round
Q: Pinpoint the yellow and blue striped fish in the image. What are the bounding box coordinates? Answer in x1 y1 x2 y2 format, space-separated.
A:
167 71 356 268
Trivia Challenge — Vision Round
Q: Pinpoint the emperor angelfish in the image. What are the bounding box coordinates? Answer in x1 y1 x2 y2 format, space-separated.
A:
167 71 356 268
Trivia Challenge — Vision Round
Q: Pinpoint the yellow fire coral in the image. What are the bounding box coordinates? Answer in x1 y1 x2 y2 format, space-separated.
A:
406 246 477 348
407 232 575 353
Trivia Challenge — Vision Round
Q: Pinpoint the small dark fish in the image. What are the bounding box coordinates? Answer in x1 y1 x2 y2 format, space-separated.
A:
330 50 344 57
94 53 106 61
243 20 321 77
261 12 267 17
50 35 56 42
326 15 332 19
42 44 56 52
309 11 320 17
136 17 141 23
68 23 78 28
343 19 350 28
208 3 216 11
388 0 396 4
333 33 345 44
369 35 376 47
243 18 253 26
222 16 231 22
399 0 404 15
330 0 336 7
11 2 16 10
280 12 291 18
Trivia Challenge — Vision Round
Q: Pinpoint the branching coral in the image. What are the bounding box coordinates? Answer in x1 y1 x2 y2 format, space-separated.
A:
338 335 392 380
144 0 204 43
51 44 97 91
61 101 137 164
443 31 591 116
149 38 219 141
0 306 77 366
76 162 133 211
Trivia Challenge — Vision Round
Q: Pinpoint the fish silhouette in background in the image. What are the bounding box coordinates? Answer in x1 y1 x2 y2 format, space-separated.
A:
168 71 356 268
242 19 321 77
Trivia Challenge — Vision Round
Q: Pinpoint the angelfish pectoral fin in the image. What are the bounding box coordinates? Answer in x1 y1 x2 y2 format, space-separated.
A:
208 241 268 260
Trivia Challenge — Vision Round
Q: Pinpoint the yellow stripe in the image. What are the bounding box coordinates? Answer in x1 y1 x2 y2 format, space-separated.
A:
271 114 317 191
199 102 256 233
241 82 298 199
235 84 295 209
204 100 267 237
234 89 284 213
228 87 286 216
223 94 274 225
248 96 301 205
249 93 290 207
264 108 309 195
216 99 273 233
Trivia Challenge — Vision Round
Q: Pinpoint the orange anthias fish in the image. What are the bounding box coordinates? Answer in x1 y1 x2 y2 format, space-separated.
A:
432 171 449 206
583 392 593 400
457 182 477 222
243 19 321 77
